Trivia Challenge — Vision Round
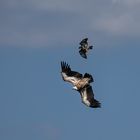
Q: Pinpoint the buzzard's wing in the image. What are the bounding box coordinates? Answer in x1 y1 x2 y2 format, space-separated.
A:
79 49 87 59
79 38 88 46
79 85 101 108
61 61 82 86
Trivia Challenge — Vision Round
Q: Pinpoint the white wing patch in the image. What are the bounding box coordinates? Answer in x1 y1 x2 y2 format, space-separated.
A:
80 88 90 107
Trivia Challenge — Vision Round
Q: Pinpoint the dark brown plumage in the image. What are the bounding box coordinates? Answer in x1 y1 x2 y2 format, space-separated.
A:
79 38 93 59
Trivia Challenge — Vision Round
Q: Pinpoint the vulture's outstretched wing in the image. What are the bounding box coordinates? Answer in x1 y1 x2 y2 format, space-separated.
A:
61 61 82 86
79 85 101 108
83 73 94 83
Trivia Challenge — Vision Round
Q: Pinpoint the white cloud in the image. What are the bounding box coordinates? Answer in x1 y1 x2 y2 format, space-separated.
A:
1 0 140 47
92 13 140 36
90 0 140 37
112 0 140 6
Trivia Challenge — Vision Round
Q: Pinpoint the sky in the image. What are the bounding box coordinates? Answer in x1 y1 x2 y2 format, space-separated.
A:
1 0 140 140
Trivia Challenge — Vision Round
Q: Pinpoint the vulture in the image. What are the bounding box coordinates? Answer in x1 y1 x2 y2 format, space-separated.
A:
79 38 93 59
61 61 101 108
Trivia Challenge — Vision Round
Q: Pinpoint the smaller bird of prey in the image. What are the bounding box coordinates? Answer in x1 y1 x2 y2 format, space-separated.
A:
61 61 101 108
79 38 93 59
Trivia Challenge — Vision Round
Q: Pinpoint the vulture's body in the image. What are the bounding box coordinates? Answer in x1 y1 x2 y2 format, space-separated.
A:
61 61 93 90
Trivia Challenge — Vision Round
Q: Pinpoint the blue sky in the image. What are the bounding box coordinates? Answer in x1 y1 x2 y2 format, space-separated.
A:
1 0 140 140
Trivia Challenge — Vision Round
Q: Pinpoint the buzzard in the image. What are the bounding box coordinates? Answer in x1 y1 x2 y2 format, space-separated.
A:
61 61 101 108
79 38 93 59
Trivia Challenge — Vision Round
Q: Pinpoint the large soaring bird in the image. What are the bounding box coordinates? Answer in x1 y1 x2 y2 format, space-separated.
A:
61 61 101 108
79 38 93 59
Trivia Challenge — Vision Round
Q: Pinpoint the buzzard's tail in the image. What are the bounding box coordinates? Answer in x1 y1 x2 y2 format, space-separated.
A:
84 73 94 83
88 46 93 50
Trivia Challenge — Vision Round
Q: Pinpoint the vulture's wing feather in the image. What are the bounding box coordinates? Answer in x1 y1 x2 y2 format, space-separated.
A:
79 85 101 108
61 61 82 85
83 73 94 83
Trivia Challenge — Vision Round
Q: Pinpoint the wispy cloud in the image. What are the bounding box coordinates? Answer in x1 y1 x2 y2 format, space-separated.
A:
93 13 140 36
0 122 61 140
112 0 140 6
1 0 140 47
